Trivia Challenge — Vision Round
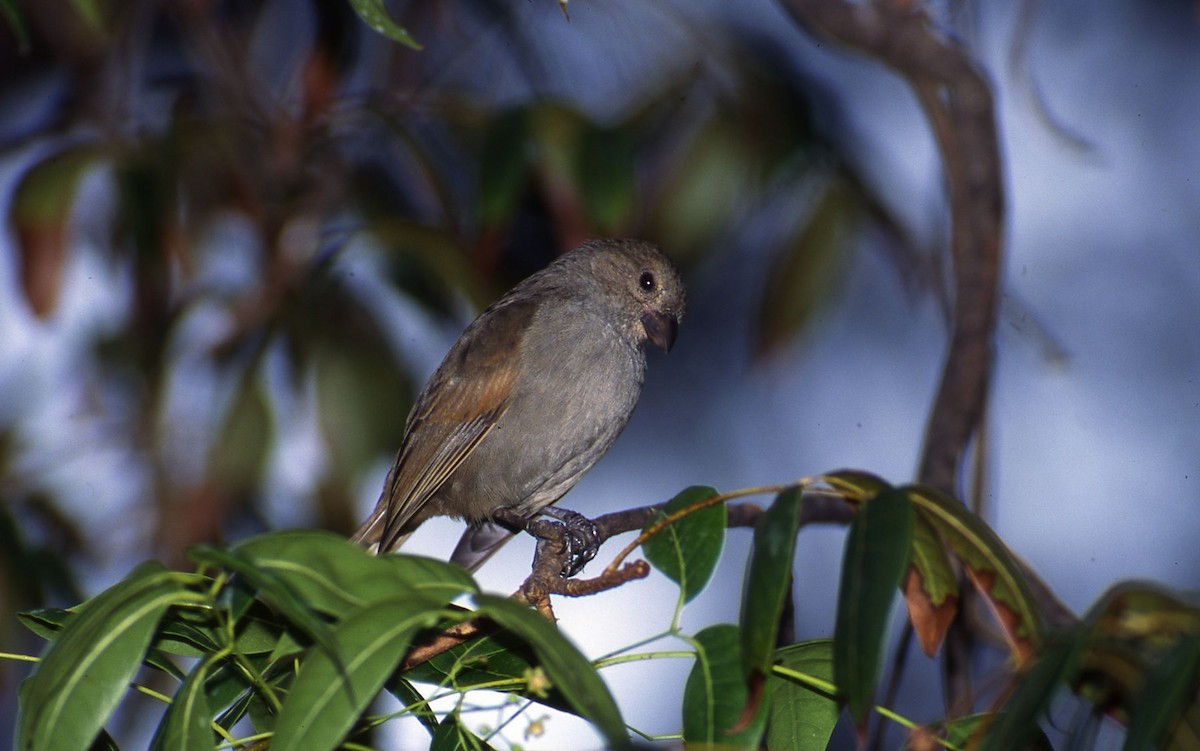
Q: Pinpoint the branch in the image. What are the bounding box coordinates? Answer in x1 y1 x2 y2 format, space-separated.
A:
398 493 858 672
776 0 1002 496
775 0 1005 716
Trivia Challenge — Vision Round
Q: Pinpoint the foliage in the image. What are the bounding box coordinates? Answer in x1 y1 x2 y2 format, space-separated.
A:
11 477 1200 750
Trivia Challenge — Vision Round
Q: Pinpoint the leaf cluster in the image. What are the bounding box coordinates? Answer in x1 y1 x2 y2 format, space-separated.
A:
14 476 1200 750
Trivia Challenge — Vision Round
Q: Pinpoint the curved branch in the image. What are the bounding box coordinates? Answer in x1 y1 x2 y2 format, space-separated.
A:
776 0 1003 495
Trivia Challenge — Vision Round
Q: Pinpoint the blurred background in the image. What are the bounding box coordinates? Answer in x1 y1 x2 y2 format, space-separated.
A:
1 0 1198 747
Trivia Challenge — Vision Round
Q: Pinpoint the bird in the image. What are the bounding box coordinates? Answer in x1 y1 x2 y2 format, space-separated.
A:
351 238 686 575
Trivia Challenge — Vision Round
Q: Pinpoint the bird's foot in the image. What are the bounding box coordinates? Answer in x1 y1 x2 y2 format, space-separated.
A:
539 507 600 577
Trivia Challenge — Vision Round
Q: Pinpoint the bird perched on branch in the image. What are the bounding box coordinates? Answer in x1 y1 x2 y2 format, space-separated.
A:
351 238 686 575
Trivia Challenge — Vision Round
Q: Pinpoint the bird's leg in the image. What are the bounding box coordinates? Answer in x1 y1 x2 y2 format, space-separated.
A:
492 507 600 577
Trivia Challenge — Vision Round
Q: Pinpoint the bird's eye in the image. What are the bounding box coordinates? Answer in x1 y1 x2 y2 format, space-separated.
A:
639 271 656 293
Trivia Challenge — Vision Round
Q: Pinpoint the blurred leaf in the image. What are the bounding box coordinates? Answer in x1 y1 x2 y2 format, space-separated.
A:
472 594 629 749
906 484 1044 665
149 654 218 751
431 715 498 751
642 485 725 604
1090 582 1200 652
210 374 273 489
16 562 190 751
767 640 838 751
758 174 857 356
941 712 990 747
741 487 804 690
68 0 104 31
347 0 421 49
10 147 99 317
1123 635 1200 751
683 624 768 749
373 222 489 311
576 122 635 232
232 530 475 615
480 108 532 226
1 0 30 53
271 597 443 751
833 487 914 723
314 331 412 477
904 513 959 657
653 119 755 260
1164 701 1200 751
979 628 1086 751
818 469 892 503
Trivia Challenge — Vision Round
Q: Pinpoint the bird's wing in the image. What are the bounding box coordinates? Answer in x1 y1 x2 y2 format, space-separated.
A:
362 298 537 553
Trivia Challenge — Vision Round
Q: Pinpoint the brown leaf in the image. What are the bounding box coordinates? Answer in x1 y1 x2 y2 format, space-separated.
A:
14 224 68 318
11 149 97 317
966 568 1038 666
904 566 959 657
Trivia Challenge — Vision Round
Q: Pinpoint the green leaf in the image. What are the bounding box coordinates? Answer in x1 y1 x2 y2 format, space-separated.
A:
683 624 768 749
833 486 914 722
818 469 891 502
210 375 273 488
652 119 756 260
16 561 190 751
1124 635 1200 751
381 554 480 602
150 654 218 751
906 483 1044 664
1 0 30 54
642 485 724 604
767 640 838 751
431 715 498 751
979 629 1085 751
187 543 342 663
67 0 104 30
758 174 856 356
231 530 475 616
347 0 421 49
740 487 804 682
272 597 444 751
312 335 411 479
472 594 629 749
386 676 440 736
577 123 635 232
404 629 571 712
941 713 991 746
17 607 73 641
479 108 531 225
206 652 274 731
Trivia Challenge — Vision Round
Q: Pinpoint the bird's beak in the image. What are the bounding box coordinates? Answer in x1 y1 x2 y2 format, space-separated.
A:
641 310 679 353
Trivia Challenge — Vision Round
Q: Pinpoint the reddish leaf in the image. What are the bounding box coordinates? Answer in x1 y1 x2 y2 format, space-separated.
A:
11 148 98 317
904 567 958 658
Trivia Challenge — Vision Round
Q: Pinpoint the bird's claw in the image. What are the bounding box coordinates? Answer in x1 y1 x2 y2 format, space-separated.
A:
543 508 600 577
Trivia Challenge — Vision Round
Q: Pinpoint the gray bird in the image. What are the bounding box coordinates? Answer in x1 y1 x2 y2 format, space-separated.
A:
351 238 686 574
